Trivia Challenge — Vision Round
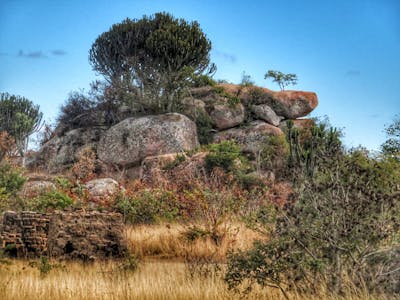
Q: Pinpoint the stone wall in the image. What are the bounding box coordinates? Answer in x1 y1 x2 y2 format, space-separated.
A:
48 211 126 259
0 210 126 259
0 211 49 257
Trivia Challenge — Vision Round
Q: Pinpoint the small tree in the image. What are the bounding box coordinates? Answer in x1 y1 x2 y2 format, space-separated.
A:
264 70 298 91
0 93 43 165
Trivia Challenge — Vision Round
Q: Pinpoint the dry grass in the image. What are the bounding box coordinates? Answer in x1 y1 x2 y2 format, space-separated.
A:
0 223 385 300
0 259 379 300
124 222 262 261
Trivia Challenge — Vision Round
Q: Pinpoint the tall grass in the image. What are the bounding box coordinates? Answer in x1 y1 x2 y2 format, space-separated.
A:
124 223 262 261
0 224 385 299
0 260 378 300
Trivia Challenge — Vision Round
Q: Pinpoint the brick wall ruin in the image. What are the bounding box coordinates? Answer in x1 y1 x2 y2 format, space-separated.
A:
0 210 127 259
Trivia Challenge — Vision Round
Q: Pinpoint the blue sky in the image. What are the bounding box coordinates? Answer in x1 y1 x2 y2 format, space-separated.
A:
0 0 399 150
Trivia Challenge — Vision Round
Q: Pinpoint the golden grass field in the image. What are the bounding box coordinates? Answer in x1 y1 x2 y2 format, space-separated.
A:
0 224 385 300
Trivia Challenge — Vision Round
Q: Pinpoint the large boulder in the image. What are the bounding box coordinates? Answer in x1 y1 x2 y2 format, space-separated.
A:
84 178 122 206
250 104 282 126
216 84 318 119
97 113 199 167
27 127 107 173
268 90 318 119
213 121 284 155
209 103 245 130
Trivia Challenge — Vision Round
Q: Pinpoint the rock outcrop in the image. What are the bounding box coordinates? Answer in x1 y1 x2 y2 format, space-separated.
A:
214 121 284 155
30 83 318 178
28 127 106 173
218 84 318 119
97 113 199 167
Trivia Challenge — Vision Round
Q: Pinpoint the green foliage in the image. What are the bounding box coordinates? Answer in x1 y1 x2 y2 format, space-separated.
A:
235 172 267 191
0 93 43 159
182 226 209 242
195 110 214 145
26 189 74 212
213 86 240 107
258 135 289 175
3 243 17 258
118 254 140 273
89 12 213 113
286 119 342 178
205 141 244 173
381 115 400 159
239 71 254 87
54 176 73 190
190 74 217 87
116 190 179 224
38 257 52 277
0 163 26 197
225 148 400 296
264 70 298 91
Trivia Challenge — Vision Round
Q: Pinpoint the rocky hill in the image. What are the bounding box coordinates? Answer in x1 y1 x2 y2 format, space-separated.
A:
28 83 318 179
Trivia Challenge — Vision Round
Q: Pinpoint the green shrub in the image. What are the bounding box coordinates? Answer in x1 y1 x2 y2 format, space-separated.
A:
286 118 342 178
225 149 400 297
191 74 216 87
235 172 267 191
26 190 74 212
258 135 289 175
38 257 52 277
182 226 209 242
213 87 240 107
195 111 214 145
116 190 179 224
205 141 244 173
118 254 140 274
0 163 25 196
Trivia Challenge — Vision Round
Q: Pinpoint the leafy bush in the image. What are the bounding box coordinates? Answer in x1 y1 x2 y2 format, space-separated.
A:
205 140 244 173
38 257 52 277
258 135 289 175
225 149 400 297
190 74 216 87
195 111 214 145
116 190 179 224
286 118 342 178
26 190 74 212
213 86 240 107
381 115 400 160
118 254 140 274
0 163 26 197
